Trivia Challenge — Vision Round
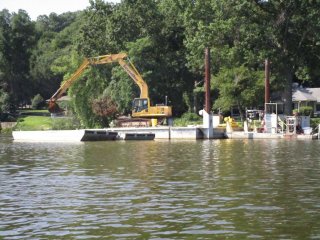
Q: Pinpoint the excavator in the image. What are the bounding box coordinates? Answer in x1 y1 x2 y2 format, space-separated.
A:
48 53 172 125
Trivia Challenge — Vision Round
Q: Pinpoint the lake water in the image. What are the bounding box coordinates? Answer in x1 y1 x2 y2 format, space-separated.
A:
1 134 320 239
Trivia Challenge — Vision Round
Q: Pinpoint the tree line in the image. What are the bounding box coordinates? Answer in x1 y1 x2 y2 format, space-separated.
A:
1 0 320 127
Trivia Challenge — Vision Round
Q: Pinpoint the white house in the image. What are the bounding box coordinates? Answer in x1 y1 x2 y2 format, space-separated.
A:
292 88 320 116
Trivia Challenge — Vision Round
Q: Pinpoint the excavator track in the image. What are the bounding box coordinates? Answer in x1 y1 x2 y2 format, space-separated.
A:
116 117 150 127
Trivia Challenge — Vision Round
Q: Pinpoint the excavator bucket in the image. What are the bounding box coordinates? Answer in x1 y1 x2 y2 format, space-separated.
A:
48 101 64 114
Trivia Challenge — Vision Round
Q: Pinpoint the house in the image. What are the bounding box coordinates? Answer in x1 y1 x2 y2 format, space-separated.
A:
292 88 320 116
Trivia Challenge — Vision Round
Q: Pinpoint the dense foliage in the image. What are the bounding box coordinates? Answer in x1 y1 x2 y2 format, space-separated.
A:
1 0 320 126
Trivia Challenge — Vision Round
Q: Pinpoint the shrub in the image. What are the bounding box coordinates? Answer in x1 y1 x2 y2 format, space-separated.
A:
0 113 17 122
174 112 202 126
51 116 81 130
0 90 11 114
183 112 201 121
293 106 313 116
311 118 320 129
31 94 45 110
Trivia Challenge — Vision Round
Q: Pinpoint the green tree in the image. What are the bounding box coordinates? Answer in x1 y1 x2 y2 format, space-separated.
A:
104 66 135 114
0 10 37 109
0 10 11 97
77 0 114 56
30 12 81 100
183 0 320 115
213 66 264 119
182 1 266 115
8 10 36 105
254 0 320 114
66 59 112 128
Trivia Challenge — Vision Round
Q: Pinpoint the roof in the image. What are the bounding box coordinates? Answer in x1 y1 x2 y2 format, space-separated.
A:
306 88 320 102
57 96 71 102
46 95 71 102
292 88 318 102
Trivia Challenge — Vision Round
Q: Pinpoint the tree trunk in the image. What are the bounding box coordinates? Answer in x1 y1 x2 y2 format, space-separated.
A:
237 100 244 122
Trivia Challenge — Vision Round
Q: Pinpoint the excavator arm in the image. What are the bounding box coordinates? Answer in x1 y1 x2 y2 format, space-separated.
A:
118 58 148 99
50 59 90 102
48 58 90 113
89 53 148 98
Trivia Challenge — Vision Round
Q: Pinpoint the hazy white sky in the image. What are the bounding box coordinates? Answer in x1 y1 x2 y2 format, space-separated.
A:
0 0 120 20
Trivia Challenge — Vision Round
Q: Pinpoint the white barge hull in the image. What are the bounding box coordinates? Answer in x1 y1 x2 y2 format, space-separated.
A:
12 130 86 142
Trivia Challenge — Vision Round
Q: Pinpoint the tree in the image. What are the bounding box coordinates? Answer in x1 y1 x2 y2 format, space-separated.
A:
104 66 136 114
67 61 112 128
253 0 320 114
31 11 82 100
77 0 114 56
8 10 36 105
213 66 264 119
0 10 13 112
182 1 266 114
183 0 320 115
0 10 37 109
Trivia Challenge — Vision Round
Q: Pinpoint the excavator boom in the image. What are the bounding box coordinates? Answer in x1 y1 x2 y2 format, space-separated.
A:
50 59 90 102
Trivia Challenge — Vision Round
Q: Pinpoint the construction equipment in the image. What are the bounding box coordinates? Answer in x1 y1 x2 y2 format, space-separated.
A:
48 53 172 122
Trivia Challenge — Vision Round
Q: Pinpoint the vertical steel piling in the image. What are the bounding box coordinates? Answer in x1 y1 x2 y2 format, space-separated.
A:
205 48 211 113
265 59 270 104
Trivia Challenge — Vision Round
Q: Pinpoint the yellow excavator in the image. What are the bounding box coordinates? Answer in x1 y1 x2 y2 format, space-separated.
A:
48 53 172 123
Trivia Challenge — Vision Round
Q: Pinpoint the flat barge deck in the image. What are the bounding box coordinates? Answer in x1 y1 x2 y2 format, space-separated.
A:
12 127 316 142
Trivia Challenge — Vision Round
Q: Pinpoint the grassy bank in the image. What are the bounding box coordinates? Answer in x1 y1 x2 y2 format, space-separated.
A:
15 116 52 131
12 110 82 131
13 110 52 131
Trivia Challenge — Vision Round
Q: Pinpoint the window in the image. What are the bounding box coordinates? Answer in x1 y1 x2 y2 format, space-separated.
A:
133 98 149 112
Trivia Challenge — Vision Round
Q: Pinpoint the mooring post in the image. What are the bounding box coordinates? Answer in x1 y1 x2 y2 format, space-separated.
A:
264 59 270 133
202 48 213 139
205 48 211 113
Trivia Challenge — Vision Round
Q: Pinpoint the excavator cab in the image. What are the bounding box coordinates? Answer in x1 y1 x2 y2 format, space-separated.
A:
132 98 149 113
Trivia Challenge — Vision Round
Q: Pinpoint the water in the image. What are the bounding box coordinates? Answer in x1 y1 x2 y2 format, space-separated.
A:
1 134 320 239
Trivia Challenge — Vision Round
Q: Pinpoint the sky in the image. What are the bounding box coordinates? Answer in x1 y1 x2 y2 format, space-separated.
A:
0 0 120 20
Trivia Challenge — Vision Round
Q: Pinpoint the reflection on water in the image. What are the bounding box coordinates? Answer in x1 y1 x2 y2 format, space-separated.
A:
1 135 320 239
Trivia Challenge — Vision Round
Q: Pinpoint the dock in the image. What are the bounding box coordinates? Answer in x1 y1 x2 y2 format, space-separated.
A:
12 126 316 142
12 126 226 142
226 131 315 140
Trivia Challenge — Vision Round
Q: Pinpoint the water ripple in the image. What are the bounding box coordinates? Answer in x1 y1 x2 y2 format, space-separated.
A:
1 137 320 239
